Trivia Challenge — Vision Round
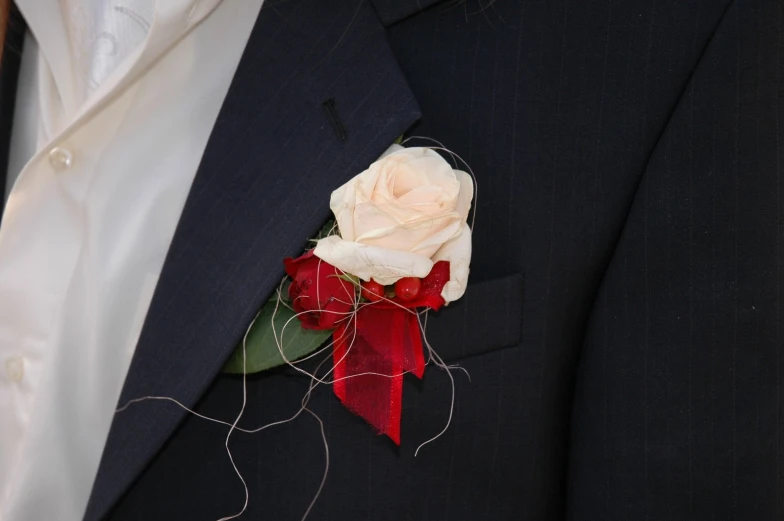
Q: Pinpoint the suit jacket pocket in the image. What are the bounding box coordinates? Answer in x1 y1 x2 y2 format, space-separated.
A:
278 272 524 377
423 272 524 362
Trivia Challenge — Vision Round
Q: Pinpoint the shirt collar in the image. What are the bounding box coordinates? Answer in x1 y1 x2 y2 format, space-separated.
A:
16 0 222 120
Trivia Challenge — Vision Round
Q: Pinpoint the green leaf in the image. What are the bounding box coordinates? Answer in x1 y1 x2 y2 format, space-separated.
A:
222 299 332 374
335 273 360 285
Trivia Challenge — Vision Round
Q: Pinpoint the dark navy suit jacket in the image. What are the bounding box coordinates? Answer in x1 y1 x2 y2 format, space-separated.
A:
0 0 779 519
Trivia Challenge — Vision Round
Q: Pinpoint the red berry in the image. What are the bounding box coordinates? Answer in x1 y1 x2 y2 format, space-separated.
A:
361 280 385 301
394 277 422 301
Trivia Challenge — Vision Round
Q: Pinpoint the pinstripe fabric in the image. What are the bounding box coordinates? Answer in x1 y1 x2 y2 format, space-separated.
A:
569 0 784 519
384 0 730 518
43 0 773 519
84 1 422 519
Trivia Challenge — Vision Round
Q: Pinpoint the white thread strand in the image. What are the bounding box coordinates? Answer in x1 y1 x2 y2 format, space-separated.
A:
113 282 458 518
400 139 479 232
300 407 330 521
215 307 258 521
414 311 468 458
114 142 477 518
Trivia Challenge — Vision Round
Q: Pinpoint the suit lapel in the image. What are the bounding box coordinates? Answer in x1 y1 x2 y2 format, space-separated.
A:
84 1 420 519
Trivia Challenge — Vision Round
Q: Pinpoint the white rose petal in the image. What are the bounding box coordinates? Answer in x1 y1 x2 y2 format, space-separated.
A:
314 235 433 286
431 223 472 303
453 170 474 223
325 145 474 300
329 176 360 242
355 212 463 258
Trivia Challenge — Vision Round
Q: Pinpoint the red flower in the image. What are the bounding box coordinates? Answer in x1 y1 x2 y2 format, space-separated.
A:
284 250 356 330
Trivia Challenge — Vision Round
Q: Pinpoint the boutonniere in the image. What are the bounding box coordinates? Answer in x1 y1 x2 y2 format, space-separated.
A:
224 144 473 444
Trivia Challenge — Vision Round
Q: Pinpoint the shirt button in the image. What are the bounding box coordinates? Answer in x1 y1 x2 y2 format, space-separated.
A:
48 146 73 170
5 355 24 382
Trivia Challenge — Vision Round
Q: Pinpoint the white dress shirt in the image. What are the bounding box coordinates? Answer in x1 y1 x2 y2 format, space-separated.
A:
0 0 265 520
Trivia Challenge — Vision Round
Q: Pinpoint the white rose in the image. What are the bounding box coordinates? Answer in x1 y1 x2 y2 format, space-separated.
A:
313 145 473 302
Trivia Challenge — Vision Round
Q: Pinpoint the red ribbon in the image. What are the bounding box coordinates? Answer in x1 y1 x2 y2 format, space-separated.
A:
331 261 450 444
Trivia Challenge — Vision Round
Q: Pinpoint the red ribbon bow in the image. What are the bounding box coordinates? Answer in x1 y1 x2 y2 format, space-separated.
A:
284 253 450 444
332 261 450 444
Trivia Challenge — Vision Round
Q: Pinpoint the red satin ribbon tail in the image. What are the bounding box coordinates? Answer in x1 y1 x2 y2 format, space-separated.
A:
332 307 425 444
